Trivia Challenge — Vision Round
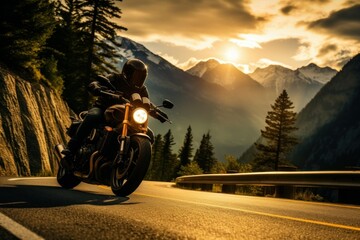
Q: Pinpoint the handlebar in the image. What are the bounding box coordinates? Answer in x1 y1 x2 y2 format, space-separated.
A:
149 102 171 123
100 90 172 124
99 90 129 103
154 107 172 124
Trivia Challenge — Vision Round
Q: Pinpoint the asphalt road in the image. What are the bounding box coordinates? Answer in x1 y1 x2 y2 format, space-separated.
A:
0 177 360 240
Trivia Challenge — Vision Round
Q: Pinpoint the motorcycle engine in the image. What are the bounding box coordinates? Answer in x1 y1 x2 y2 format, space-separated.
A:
75 128 106 169
76 144 95 169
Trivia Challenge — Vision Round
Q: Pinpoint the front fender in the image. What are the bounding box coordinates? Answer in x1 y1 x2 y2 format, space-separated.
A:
121 133 151 156
131 133 151 142
115 133 151 166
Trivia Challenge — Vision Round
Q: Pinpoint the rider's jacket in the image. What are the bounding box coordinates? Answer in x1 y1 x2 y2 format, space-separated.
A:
88 73 149 110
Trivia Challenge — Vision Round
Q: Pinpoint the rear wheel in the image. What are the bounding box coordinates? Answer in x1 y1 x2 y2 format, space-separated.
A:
111 136 151 197
57 166 81 189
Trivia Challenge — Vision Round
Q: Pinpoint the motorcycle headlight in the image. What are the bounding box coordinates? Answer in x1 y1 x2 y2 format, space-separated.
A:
132 108 148 124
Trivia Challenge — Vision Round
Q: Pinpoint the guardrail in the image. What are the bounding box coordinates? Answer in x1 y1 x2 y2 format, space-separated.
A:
176 171 360 188
175 171 360 203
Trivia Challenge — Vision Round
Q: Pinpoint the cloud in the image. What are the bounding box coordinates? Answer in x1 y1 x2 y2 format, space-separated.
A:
156 52 179 66
320 50 352 69
230 38 262 49
119 0 267 49
279 0 331 15
307 4 360 40
317 44 338 57
249 58 294 72
280 5 297 15
117 0 359 71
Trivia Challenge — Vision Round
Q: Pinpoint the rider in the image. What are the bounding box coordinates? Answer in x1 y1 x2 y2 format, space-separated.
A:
61 58 153 169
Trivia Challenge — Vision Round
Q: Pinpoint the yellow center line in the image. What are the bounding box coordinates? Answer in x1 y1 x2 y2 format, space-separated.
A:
134 192 360 232
98 185 360 231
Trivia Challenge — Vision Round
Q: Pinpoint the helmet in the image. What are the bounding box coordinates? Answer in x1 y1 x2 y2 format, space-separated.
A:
122 59 148 89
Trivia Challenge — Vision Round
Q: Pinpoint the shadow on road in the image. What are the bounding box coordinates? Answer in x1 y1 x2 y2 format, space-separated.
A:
0 185 132 208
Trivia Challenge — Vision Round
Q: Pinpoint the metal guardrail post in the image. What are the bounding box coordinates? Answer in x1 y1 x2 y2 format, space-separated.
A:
275 186 295 199
222 184 236 194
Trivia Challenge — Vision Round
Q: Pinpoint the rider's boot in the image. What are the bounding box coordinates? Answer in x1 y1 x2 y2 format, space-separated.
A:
60 138 79 170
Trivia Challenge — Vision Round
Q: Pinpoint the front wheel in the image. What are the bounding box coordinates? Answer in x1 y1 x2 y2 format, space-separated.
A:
111 136 151 197
57 166 81 189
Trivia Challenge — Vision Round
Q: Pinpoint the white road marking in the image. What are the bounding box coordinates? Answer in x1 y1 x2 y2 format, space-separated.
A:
8 177 55 181
0 212 44 240
0 202 27 206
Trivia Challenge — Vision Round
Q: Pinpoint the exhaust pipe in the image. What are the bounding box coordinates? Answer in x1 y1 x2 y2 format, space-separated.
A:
54 144 65 163
73 151 99 179
55 145 98 180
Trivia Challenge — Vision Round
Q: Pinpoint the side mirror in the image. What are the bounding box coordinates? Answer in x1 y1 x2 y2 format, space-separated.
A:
162 99 174 109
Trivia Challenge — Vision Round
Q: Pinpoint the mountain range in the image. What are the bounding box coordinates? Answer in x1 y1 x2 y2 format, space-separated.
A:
113 37 340 161
250 65 330 111
240 54 360 170
187 58 337 111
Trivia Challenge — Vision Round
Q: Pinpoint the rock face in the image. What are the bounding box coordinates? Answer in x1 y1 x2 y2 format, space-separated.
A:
289 54 360 170
0 67 70 176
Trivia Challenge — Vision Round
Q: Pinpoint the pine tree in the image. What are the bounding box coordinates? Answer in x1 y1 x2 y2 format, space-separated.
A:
79 0 127 83
49 0 90 112
146 134 163 180
39 54 63 91
159 130 178 181
194 132 217 173
0 0 57 81
49 0 126 112
253 89 298 171
177 126 194 172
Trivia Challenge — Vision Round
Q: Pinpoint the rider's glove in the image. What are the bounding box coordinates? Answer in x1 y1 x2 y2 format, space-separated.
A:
157 110 168 123
94 86 108 96
89 81 108 96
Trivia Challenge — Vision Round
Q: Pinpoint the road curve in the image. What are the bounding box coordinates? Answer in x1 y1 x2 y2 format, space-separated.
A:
0 177 360 239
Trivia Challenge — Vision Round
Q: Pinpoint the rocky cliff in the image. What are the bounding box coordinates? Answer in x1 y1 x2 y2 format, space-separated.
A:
0 66 70 176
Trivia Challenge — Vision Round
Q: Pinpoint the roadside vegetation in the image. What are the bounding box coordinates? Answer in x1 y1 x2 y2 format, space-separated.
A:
0 0 126 113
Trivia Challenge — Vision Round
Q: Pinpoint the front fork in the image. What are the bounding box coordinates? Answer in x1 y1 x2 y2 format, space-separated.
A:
113 103 149 167
113 103 131 167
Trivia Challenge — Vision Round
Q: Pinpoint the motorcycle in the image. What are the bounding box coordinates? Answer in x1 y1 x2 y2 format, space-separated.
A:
54 90 173 197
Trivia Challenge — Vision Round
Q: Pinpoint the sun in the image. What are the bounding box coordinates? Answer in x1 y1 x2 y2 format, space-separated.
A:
224 47 239 63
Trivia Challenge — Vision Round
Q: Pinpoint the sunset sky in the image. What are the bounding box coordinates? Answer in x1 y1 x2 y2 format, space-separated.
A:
116 0 360 73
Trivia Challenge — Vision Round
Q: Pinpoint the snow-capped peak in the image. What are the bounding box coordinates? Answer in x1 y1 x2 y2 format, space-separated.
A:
249 64 294 87
186 58 221 78
297 63 337 84
116 37 162 65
